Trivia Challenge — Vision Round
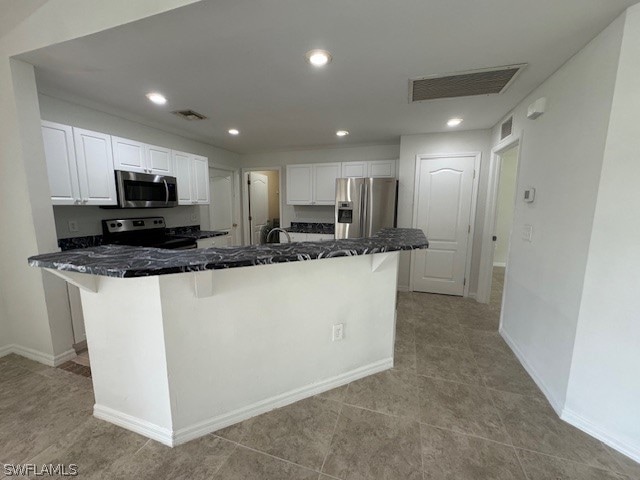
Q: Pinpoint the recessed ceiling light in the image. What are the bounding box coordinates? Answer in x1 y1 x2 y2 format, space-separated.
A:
447 118 463 127
228 129 240 136
336 130 349 137
146 92 167 105
306 49 332 67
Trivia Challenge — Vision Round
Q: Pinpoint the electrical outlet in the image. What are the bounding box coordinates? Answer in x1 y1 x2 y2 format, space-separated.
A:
68 220 79 233
522 225 533 242
191 212 198 222
332 323 344 342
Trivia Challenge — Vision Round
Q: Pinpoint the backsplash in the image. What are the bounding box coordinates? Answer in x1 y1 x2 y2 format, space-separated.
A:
53 205 200 238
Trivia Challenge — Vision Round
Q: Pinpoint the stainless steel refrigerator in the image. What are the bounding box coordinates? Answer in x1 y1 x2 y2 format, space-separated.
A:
335 178 398 239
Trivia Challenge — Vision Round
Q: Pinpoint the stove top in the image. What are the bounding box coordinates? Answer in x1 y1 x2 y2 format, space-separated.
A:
102 217 197 250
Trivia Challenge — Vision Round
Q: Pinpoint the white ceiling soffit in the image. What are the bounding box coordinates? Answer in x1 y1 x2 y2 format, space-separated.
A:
17 0 637 154
410 64 527 103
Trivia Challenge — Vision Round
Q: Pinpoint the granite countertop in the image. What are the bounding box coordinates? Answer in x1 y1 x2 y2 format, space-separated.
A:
285 222 335 234
30 228 427 278
169 230 229 240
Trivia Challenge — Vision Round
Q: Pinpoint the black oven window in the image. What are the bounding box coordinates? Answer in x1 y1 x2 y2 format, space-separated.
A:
124 181 168 202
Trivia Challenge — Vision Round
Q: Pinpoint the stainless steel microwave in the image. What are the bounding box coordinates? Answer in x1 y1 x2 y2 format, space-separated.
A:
115 170 178 208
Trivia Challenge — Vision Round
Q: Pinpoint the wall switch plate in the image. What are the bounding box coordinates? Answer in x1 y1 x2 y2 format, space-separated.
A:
522 225 533 242
68 220 79 233
524 187 536 203
332 323 344 342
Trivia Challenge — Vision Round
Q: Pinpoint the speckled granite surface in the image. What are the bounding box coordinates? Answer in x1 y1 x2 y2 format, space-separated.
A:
30 228 427 278
165 225 228 239
285 222 335 234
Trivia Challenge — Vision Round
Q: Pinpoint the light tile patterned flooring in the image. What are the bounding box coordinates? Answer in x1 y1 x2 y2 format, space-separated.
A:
1 268 639 479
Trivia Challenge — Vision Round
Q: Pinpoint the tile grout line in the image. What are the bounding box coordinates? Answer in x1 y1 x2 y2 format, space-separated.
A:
319 390 346 476
211 435 322 476
512 445 532 480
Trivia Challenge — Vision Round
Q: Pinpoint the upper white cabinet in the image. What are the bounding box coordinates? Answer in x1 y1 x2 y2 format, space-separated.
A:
313 163 342 205
341 162 367 178
73 127 118 206
112 136 173 175
42 121 117 206
42 121 80 205
173 151 210 205
286 163 341 205
286 165 313 205
341 160 397 178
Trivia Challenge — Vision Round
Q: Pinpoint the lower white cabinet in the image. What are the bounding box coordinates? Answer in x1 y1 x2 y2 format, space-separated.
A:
196 234 231 249
280 232 334 243
173 151 210 205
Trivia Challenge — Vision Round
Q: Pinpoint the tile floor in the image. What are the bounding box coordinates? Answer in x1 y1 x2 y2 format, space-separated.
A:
1 267 639 479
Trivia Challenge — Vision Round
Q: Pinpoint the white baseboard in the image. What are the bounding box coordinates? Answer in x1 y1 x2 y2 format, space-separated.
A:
493 262 507 267
397 285 410 292
0 344 13 358
561 409 640 464
93 357 393 447
499 328 564 415
0 344 76 367
94 405 174 447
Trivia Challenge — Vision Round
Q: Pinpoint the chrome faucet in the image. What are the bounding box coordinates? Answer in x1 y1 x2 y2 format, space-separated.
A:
266 227 291 243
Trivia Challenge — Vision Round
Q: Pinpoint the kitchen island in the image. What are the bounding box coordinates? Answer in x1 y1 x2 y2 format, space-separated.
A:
29 228 427 446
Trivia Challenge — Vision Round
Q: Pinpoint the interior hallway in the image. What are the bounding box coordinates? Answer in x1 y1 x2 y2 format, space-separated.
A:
1 268 639 479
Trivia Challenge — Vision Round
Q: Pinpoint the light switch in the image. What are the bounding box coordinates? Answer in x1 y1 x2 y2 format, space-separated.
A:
522 225 533 242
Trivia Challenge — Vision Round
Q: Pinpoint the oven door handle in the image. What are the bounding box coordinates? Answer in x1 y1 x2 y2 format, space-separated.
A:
163 179 169 205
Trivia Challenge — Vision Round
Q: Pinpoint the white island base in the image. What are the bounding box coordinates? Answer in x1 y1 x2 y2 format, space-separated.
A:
69 252 399 446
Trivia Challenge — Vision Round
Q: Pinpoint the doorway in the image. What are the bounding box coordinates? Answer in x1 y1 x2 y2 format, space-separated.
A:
242 168 281 245
208 167 239 245
410 153 480 296
489 145 519 302
477 138 521 305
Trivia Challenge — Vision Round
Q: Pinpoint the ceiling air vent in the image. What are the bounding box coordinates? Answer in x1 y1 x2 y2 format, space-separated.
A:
410 64 526 103
172 109 208 121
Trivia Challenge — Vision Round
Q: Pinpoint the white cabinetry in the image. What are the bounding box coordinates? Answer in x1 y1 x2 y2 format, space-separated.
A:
43 121 118 206
173 151 210 205
313 163 342 205
341 160 397 178
196 234 231 249
112 136 173 175
286 163 341 205
280 232 334 243
286 165 313 205
73 128 118 206
42 121 80 205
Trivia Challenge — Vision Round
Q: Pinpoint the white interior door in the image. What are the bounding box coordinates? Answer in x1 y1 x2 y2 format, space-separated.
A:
412 154 476 295
248 172 269 245
210 168 236 244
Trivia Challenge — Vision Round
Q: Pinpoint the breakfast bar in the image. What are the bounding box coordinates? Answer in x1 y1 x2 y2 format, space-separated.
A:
29 228 427 446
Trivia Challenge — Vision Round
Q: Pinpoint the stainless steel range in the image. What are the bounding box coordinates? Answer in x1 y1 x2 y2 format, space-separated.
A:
102 217 196 250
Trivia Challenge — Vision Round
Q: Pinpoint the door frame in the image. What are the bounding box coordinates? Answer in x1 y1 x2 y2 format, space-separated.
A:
208 165 241 245
476 133 523 304
410 152 481 297
241 166 283 246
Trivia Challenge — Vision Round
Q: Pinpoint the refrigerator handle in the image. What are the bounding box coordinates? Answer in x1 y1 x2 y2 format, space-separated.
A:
361 180 369 237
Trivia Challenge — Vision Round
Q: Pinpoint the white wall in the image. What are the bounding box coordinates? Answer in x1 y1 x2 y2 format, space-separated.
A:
494 147 518 266
566 5 640 460
398 130 492 292
0 0 202 362
492 15 625 409
239 144 400 227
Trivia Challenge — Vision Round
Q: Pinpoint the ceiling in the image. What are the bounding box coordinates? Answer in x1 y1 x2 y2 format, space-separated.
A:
18 0 638 153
